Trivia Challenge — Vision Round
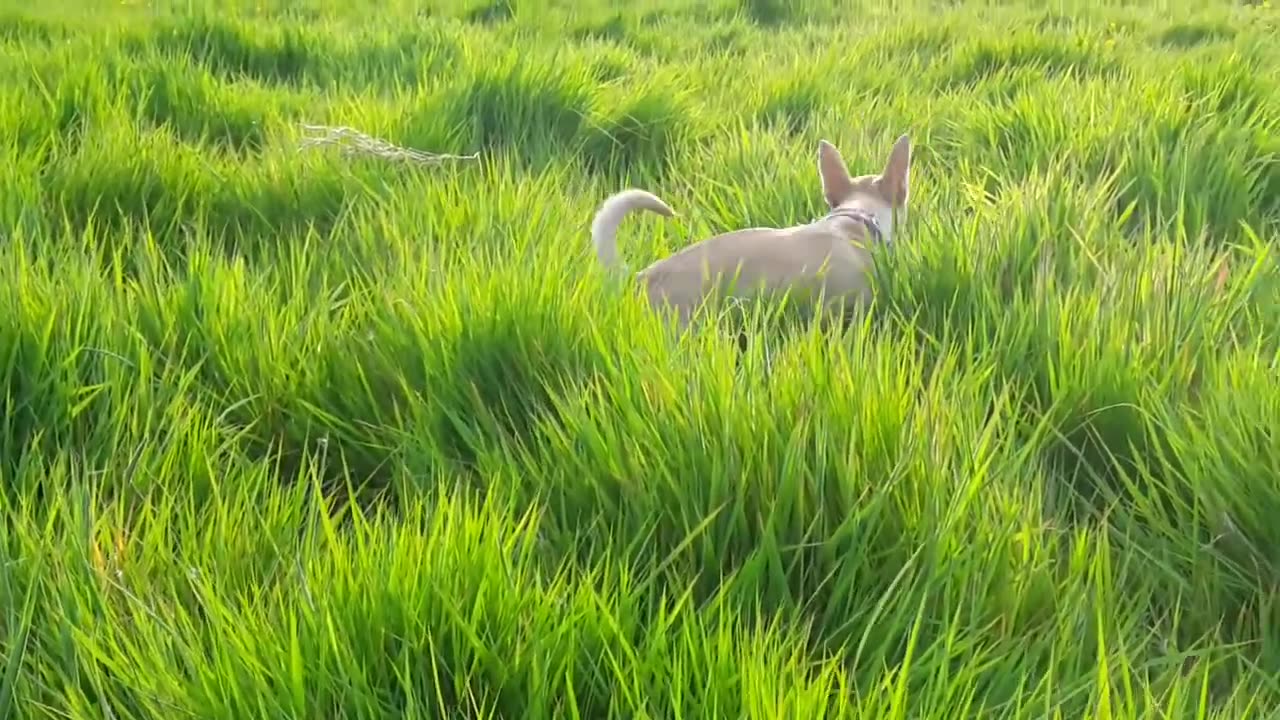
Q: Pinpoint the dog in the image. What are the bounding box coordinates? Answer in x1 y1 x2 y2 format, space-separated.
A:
590 134 911 331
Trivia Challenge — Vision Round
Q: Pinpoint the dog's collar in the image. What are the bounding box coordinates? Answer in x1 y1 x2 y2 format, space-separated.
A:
823 207 884 245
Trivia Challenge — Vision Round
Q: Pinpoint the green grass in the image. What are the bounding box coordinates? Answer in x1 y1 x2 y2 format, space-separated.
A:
2 0 1280 717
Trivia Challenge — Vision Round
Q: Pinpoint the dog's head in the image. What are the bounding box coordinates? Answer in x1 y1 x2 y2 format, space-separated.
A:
815 135 911 245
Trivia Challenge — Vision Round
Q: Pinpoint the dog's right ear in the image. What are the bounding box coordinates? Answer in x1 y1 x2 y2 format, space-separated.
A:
817 140 854 208
879 134 911 207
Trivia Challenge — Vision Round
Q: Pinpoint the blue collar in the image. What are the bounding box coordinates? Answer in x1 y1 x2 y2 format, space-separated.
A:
823 207 884 245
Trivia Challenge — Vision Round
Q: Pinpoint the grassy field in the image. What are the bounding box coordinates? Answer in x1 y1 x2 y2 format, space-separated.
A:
2 0 1280 717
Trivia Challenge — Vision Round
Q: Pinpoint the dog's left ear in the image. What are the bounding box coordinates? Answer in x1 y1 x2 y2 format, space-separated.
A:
879 134 911 207
817 140 854 208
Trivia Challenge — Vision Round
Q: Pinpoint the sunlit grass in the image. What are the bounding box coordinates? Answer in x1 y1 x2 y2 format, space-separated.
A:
2 0 1279 717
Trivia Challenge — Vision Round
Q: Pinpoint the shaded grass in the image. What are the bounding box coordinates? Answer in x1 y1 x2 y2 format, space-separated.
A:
3 0 1280 717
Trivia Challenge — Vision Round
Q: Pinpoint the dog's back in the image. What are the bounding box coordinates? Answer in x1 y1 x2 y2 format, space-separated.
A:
637 222 876 324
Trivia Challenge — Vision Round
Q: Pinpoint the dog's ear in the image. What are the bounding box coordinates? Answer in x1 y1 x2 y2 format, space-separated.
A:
879 134 911 207
817 140 854 208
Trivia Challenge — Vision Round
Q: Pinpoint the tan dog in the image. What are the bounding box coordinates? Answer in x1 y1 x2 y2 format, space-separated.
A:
590 135 911 329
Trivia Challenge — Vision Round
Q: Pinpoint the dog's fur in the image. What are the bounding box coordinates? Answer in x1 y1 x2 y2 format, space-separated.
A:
590 135 911 329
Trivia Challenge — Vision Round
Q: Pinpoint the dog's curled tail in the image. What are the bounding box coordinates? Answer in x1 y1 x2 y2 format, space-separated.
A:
591 189 676 270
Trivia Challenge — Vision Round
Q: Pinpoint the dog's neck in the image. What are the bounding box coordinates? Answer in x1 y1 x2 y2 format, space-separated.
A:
818 204 890 246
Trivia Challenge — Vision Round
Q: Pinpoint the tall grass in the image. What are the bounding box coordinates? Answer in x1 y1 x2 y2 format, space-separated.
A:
2 0 1279 716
